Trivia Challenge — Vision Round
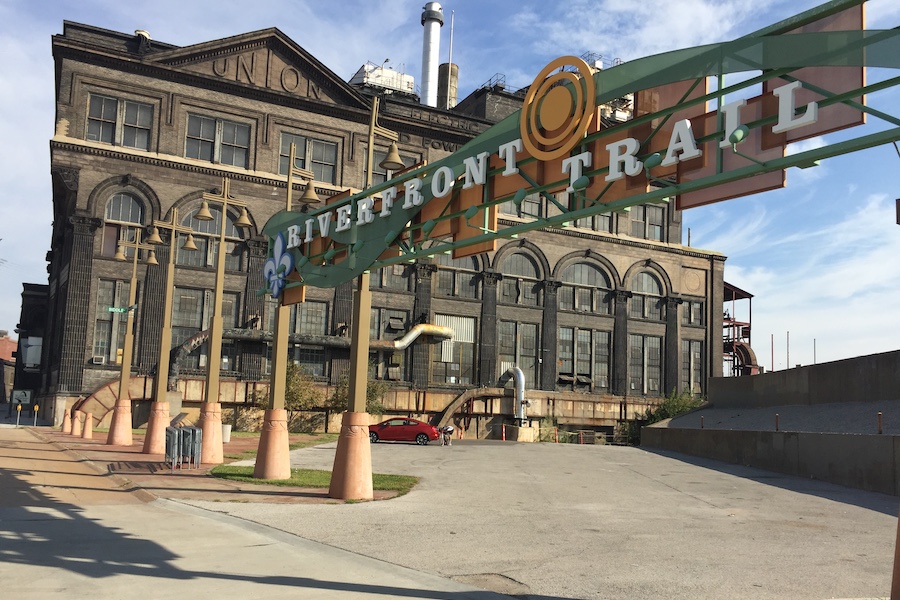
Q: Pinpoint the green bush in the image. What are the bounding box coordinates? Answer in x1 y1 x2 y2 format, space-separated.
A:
625 388 704 445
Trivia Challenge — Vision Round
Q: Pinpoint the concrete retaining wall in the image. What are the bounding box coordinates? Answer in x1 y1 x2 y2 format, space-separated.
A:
709 349 900 408
642 426 900 496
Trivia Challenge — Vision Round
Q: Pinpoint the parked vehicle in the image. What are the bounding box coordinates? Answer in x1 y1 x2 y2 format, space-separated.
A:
369 418 440 445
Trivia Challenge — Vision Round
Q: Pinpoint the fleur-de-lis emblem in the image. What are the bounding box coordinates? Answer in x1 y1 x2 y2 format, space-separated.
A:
263 232 294 299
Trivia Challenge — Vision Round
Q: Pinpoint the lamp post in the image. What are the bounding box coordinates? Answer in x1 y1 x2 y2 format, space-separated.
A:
141 208 198 454
254 144 318 479
106 230 158 447
329 95 404 500
194 177 252 464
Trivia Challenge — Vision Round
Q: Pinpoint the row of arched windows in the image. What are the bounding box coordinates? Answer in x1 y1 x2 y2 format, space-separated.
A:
428 250 666 321
100 191 247 271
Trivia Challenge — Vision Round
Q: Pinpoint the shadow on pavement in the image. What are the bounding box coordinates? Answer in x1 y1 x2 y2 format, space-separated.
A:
0 429 530 599
642 446 900 516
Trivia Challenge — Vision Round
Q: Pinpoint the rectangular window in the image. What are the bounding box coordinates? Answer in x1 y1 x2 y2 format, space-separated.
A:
261 300 328 377
500 193 543 219
631 204 666 241
498 321 539 388
176 235 242 272
294 345 326 377
558 327 574 379
558 327 610 391
93 280 115 361
87 94 152 150
682 300 705 326
629 334 662 395
93 280 133 364
172 288 205 370
576 212 612 233
280 133 338 184
432 314 476 385
681 339 704 394
593 331 611 389
370 308 409 381
370 264 411 291
294 301 327 335
186 114 250 168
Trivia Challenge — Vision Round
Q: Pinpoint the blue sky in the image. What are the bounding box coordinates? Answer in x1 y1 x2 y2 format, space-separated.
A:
0 0 898 371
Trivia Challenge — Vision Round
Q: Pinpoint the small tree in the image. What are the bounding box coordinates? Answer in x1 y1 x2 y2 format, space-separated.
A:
283 363 324 412
326 366 389 419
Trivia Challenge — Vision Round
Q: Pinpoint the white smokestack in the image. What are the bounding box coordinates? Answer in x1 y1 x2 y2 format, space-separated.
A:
420 2 444 107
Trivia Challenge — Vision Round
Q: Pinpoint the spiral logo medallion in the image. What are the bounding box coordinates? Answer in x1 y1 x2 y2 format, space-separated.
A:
520 56 596 162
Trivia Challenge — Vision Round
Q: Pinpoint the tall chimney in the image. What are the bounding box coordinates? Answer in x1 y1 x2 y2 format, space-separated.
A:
438 63 458 110
420 2 444 107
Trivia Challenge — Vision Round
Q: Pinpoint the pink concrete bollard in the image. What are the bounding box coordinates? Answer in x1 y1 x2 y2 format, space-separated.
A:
81 412 93 440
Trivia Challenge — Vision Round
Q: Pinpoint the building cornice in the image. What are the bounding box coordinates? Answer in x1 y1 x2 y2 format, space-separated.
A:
497 217 726 262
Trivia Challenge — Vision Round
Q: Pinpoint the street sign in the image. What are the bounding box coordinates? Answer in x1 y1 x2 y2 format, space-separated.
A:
107 305 137 313
11 390 30 405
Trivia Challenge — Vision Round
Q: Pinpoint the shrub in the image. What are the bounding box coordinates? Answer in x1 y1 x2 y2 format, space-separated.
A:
626 388 704 445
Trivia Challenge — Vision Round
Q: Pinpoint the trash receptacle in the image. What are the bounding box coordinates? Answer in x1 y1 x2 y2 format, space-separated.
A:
165 427 181 471
180 426 203 468
222 423 232 443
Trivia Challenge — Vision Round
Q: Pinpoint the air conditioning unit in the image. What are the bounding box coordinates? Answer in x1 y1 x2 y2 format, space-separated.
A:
91 356 105 365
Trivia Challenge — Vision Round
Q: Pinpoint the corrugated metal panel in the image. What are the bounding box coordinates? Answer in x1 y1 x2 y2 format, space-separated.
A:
434 314 474 342
434 314 474 362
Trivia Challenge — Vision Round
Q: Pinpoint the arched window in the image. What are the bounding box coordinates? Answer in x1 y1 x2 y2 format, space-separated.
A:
175 205 245 272
435 253 479 299
559 263 612 314
630 272 664 320
499 253 542 306
101 192 145 257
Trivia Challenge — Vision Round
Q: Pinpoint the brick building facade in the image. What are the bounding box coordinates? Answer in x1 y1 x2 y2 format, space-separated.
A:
25 22 724 432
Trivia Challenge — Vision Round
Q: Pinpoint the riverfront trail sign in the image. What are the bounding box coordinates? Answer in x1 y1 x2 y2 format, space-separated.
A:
262 0 900 299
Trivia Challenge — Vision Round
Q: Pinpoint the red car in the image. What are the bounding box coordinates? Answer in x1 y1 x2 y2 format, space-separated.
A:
369 418 440 445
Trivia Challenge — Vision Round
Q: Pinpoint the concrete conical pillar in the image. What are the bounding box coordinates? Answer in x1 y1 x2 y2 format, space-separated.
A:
142 402 170 455
253 409 291 480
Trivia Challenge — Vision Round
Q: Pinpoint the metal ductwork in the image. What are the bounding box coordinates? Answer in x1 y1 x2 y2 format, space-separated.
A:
167 323 454 388
500 366 528 422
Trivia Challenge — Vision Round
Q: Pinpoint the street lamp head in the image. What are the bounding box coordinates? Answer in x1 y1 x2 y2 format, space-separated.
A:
114 245 127 261
146 249 159 266
181 233 199 251
146 226 163 245
299 182 320 204
235 206 253 229
379 141 405 172
195 200 214 221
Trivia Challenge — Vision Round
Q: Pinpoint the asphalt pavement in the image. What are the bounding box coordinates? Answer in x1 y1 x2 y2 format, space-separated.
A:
1 416 898 600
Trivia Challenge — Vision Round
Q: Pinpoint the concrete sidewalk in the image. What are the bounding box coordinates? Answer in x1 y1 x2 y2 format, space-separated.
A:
0 423 511 599
21 422 395 504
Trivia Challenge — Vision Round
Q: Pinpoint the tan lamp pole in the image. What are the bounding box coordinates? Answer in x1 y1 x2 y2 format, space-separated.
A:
194 177 252 464
329 95 403 500
106 230 158 446
254 143 318 479
141 208 198 454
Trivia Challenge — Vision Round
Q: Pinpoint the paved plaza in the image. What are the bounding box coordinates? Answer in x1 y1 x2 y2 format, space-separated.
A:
1 421 896 599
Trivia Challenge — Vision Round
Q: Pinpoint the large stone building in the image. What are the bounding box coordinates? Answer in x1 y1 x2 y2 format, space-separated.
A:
26 21 724 435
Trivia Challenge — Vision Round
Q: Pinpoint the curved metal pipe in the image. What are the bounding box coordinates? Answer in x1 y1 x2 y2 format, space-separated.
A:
167 323 454 388
500 366 527 421
372 323 454 351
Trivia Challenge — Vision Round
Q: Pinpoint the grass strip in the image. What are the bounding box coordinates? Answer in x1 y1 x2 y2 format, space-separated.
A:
210 464 418 496
223 433 339 461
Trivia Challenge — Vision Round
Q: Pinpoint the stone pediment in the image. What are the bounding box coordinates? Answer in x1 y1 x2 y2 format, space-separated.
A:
146 29 367 108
